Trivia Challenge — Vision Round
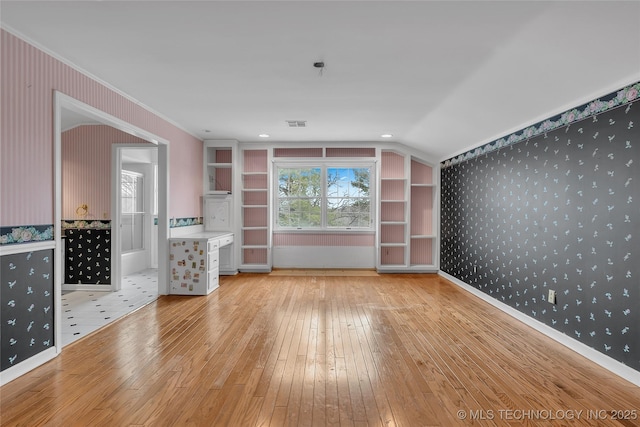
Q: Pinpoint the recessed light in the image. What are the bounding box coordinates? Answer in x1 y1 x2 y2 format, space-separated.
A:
380 134 393 138
259 133 270 138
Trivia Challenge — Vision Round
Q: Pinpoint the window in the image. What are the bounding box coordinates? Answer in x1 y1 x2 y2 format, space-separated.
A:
121 170 144 252
276 164 373 230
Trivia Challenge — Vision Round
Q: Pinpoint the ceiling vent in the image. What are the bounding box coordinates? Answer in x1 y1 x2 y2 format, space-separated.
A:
286 120 307 128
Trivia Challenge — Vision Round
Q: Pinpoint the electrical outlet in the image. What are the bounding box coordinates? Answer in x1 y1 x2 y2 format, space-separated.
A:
548 289 556 304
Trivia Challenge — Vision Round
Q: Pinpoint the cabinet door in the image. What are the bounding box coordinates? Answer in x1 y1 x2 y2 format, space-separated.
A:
204 197 232 231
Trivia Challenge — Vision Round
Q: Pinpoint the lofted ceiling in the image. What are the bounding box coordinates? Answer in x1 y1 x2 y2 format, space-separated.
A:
2 1 639 161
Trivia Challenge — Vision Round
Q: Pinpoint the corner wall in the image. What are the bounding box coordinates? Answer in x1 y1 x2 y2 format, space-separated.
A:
440 83 639 372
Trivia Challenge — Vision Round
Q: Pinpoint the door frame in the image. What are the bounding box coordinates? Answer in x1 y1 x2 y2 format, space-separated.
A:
54 91 170 353
112 144 158 290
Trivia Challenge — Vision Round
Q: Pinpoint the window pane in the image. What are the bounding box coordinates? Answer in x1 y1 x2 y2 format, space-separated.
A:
278 168 321 197
278 198 321 228
326 167 371 228
327 197 370 227
121 170 144 252
276 164 372 230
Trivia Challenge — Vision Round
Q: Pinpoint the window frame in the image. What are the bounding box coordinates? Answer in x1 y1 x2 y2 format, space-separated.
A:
274 161 376 232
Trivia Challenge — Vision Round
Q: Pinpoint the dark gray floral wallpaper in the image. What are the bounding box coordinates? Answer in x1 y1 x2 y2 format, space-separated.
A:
441 98 639 371
1 249 55 371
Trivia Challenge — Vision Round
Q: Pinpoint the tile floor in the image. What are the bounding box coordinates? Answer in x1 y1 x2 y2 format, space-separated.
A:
61 268 159 346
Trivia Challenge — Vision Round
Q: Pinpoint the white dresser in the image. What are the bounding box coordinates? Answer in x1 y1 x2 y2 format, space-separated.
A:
169 231 233 295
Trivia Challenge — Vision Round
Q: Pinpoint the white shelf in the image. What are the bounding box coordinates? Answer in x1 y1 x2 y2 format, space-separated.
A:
240 148 271 271
410 234 436 239
410 183 434 187
380 243 407 247
381 221 407 225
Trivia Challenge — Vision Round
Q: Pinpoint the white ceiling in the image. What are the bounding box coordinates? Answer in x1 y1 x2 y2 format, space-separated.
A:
2 1 639 161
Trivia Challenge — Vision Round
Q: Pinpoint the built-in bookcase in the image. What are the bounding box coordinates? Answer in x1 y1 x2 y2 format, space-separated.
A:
379 151 408 267
204 144 233 194
378 150 437 271
409 158 435 267
203 140 238 274
240 149 271 270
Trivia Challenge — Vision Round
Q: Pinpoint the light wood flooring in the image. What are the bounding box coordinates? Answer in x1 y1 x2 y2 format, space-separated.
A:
2 273 639 426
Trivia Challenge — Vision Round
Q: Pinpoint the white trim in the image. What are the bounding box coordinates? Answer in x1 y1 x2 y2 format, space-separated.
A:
439 271 640 387
0 241 55 256
0 347 57 386
273 161 376 232
55 92 171 369
112 143 158 287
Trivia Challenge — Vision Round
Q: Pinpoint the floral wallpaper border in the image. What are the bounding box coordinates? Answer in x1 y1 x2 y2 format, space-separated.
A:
442 81 640 168
0 225 54 245
1 217 204 246
62 219 111 230
169 217 203 228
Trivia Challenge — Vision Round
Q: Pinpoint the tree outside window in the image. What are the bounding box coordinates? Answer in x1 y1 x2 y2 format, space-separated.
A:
276 165 372 230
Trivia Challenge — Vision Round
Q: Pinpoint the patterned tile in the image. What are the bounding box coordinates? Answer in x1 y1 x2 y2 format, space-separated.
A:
61 269 158 346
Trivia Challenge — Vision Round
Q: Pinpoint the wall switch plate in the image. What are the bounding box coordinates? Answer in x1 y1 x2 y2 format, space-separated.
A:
548 289 556 304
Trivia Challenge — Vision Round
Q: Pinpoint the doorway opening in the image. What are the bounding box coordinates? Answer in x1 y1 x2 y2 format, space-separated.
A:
55 92 169 351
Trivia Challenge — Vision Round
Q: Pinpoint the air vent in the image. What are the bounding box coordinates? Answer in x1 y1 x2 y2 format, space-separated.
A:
286 120 307 128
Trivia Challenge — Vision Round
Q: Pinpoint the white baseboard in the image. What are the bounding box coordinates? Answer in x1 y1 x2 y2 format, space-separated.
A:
0 347 58 386
439 271 640 387
273 246 375 269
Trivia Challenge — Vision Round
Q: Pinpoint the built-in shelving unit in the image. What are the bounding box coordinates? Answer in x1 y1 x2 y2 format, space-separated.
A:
379 150 408 267
409 158 436 268
378 150 437 272
204 144 233 195
240 148 271 271
203 140 238 274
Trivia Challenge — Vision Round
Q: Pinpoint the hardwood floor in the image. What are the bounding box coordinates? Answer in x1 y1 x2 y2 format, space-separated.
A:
2 273 639 426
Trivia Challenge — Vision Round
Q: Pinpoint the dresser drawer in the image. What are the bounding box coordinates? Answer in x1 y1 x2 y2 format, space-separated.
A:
208 248 219 268
207 239 220 252
219 235 234 247
207 269 219 292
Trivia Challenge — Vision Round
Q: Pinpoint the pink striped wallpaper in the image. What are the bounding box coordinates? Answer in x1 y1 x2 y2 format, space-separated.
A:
62 125 149 220
274 147 323 158
273 233 374 246
410 238 433 265
243 150 268 172
410 186 433 236
380 151 405 179
325 147 375 157
410 160 433 185
1 30 203 227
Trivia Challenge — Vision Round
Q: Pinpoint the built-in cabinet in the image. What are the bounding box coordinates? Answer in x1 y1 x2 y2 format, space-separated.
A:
379 151 408 267
378 150 437 271
203 140 238 274
169 232 233 295
240 148 271 271
204 143 233 195
201 141 437 273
